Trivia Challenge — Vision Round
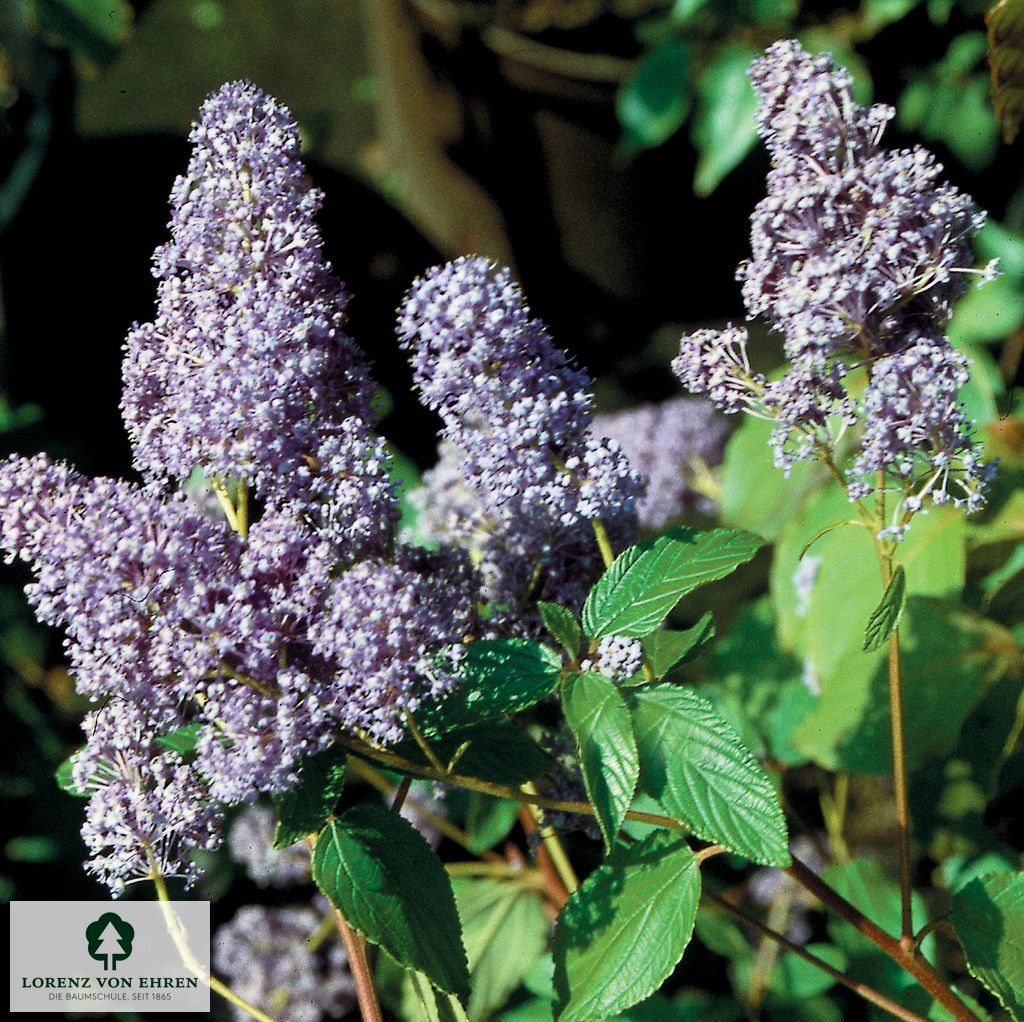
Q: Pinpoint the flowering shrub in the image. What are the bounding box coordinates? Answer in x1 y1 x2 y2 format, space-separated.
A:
3 39 1023 1022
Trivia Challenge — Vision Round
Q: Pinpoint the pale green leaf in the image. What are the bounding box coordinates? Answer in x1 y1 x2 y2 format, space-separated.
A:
562 672 639 851
553 831 700 1022
629 685 790 865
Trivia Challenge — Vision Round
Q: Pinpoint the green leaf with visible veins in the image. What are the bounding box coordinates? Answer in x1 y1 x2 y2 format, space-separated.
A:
951 871 1024 1021
582 528 762 640
562 672 640 851
629 685 789 866
863 565 906 652
273 743 348 848
642 613 716 678
538 602 582 660
313 805 470 1000
553 831 700 1022
419 640 562 736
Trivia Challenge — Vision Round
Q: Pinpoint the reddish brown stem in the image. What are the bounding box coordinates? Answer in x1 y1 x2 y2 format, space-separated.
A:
704 889 929 1022
786 857 980 1022
518 805 570 909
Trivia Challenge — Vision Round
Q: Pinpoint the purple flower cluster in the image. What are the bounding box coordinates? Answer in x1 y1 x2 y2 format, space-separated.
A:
0 84 482 890
399 258 640 528
214 902 354 1022
399 258 640 630
673 41 995 527
593 397 730 527
122 81 396 553
308 545 478 745
73 701 222 895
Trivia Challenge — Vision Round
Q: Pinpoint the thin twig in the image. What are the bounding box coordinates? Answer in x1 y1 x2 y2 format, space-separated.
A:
148 860 276 1022
518 804 571 909
521 783 579 895
786 857 980 1022
703 889 930 1022
345 756 505 862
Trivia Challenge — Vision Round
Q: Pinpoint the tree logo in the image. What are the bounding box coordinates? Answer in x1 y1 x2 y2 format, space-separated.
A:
85 912 135 971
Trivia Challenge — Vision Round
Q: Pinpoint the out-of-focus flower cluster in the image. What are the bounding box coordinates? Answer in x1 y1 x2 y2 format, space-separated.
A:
0 83 640 892
214 902 354 1022
593 396 729 528
673 41 996 536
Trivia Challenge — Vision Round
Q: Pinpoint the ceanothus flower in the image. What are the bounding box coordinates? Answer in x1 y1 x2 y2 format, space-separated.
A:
73 701 222 895
0 453 236 707
308 545 479 744
850 338 995 531
122 80 397 554
594 635 645 681
214 903 354 1022
593 396 730 527
398 256 641 530
673 40 994 529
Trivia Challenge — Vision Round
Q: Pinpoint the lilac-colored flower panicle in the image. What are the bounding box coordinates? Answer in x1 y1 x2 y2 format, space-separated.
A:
122 81 397 552
0 453 237 706
675 40 995 526
73 701 222 895
594 396 731 526
214 903 354 1022
740 40 992 361
849 338 994 532
308 544 479 745
398 256 641 530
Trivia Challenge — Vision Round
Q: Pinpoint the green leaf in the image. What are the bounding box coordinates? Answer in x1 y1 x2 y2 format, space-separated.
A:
456 793 521 856
642 614 715 678
273 743 348 848
55 753 89 797
313 805 470 999
823 859 934 966
863 565 906 652
553 831 700 1022
154 722 202 758
420 640 562 736
951 871 1024 1021
537 603 582 660
797 598 1014 774
629 685 790 865
720 415 830 542
582 528 762 640
561 672 640 851
691 44 759 195
454 877 551 1021
699 598 810 766
618 39 692 150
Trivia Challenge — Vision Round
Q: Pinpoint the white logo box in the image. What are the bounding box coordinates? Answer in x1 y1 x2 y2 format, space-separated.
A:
9 901 210 1013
